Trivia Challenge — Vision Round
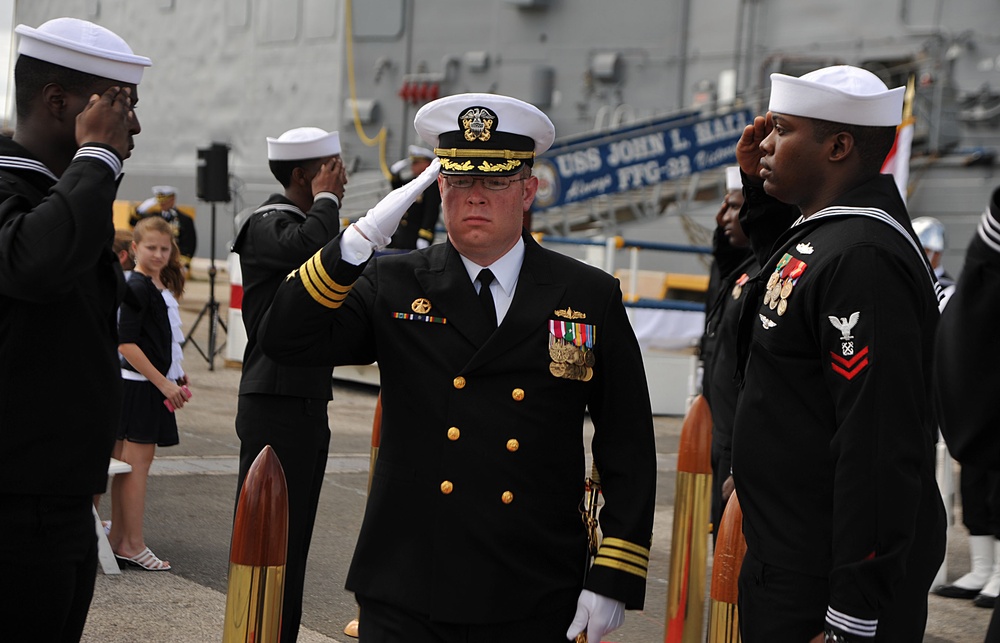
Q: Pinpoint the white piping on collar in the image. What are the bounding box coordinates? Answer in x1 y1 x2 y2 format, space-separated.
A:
253 203 307 220
0 155 59 182
977 208 1000 254
795 205 943 304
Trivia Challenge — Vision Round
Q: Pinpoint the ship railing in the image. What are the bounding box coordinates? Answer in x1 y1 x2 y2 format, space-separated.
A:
532 233 712 312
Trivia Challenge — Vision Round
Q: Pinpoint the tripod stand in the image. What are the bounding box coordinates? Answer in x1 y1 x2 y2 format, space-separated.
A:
183 202 227 370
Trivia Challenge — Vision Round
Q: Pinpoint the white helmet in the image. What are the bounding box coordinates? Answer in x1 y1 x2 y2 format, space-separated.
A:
912 216 946 253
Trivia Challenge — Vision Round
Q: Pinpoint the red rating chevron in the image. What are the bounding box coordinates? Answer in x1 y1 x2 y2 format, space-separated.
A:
830 346 870 381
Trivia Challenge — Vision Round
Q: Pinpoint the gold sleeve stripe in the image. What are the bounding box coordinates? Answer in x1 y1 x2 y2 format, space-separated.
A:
592 556 648 578
308 252 347 298
300 253 351 309
596 548 649 568
601 537 651 558
303 257 350 304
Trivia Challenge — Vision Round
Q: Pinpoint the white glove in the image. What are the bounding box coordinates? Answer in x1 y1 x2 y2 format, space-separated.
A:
416 237 430 249
565 589 625 642
354 158 440 249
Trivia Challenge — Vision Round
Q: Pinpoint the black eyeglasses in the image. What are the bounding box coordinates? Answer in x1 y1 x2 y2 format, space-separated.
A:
443 175 528 191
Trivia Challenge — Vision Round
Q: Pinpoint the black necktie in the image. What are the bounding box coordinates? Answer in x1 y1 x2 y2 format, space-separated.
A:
477 269 497 330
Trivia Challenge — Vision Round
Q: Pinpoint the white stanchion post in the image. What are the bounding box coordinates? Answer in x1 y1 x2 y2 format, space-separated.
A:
933 434 954 589
224 252 247 365
604 236 617 276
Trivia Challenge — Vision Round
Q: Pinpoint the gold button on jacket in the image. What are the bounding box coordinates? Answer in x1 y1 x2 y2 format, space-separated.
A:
440 480 454 495
453 376 466 389
501 491 514 504
447 427 461 440
506 439 519 452
512 388 525 401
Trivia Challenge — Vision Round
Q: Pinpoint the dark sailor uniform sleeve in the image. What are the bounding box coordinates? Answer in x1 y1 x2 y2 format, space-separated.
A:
738 172 799 266
936 186 1000 468
236 197 341 271
809 238 938 635
0 145 121 301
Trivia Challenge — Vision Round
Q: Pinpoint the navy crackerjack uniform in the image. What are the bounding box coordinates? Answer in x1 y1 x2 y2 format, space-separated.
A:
937 186 1000 469
231 192 340 639
0 137 125 491
936 187 1000 638
732 174 946 640
259 229 656 624
0 136 127 630
701 225 762 539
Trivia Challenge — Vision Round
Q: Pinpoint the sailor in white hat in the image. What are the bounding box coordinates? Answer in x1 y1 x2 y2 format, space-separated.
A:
13 17 151 174
731 66 946 642
703 167 754 546
0 17 151 641
230 125 347 642
387 144 442 250
133 185 198 269
257 93 655 643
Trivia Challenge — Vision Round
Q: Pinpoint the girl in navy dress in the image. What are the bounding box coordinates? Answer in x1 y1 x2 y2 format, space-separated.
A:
109 217 190 571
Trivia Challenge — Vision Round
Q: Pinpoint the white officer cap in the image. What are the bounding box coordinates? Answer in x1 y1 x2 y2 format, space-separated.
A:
266 127 341 161
725 166 742 192
912 216 946 253
408 145 435 161
15 18 151 85
769 65 904 127
152 185 176 197
414 93 555 176
390 158 410 175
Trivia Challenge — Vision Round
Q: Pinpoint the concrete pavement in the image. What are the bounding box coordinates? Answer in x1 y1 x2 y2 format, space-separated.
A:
81 262 993 642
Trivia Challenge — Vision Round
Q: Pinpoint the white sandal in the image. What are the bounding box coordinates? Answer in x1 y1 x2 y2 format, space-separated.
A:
115 546 171 571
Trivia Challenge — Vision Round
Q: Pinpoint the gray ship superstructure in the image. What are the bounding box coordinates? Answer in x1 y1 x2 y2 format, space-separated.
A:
6 0 997 275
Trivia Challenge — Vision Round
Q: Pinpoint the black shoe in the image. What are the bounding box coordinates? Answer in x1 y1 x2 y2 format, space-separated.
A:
974 593 998 608
933 584 984 599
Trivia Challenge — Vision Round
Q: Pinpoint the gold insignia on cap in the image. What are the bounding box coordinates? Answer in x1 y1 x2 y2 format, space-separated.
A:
411 298 431 314
555 307 586 320
460 107 496 143
478 159 521 173
440 159 474 172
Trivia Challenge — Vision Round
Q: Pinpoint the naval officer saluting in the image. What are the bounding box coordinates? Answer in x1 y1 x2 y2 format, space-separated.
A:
259 93 656 642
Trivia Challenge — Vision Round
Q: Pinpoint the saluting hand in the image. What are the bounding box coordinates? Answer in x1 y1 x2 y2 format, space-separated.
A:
715 198 729 227
76 85 136 160
353 158 440 248
735 112 773 187
312 156 348 204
